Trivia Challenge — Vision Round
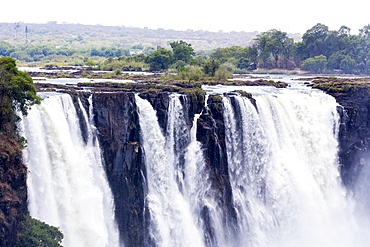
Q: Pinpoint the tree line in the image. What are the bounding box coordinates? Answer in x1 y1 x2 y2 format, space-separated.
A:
206 23 370 74
102 23 370 76
2 23 370 74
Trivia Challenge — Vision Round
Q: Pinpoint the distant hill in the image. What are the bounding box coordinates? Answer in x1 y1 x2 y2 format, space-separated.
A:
0 22 301 52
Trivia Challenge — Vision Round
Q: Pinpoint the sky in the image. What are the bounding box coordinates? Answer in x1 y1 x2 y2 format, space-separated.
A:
2 0 369 34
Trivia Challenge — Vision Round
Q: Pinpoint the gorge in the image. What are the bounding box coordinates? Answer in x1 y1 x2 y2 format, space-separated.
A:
14 78 370 246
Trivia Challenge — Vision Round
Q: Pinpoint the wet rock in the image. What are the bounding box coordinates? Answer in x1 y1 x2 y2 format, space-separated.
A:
93 92 145 247
0 137 27 247
196 95 237 238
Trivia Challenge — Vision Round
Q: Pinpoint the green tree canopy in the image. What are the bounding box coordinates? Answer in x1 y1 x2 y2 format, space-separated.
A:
170 40 195 64
301 54 327 73
302 23 329 57
146 48 174 71
0 57 40 132
16 214 63 247
254 29 294 68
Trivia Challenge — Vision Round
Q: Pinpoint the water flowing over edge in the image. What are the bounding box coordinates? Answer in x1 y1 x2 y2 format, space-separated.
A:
18 86 370 247
19 93 120 247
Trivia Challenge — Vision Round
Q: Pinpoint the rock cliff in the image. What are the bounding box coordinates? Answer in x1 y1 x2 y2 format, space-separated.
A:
91 92 145 247
5 78 370 246
196 95 238 243
0 136 28 247
312 79 370 187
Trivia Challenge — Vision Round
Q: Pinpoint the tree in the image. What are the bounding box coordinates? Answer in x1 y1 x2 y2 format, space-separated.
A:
302 23 329 57
16 214 64 247
340 56 357 74
0 57 40 133
146 48 174 71
359 24 370 38
203 59 220 76
237 57 251 70
170 40 195 64
301 54 327 73
254 29 294 68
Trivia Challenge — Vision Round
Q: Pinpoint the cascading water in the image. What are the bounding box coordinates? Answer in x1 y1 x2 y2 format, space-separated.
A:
17 83 370 247
135 94 205 247
220 86 370 247
20 93 120 247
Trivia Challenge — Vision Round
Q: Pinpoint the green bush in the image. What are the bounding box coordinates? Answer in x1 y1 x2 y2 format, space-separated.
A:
176 65 205 81
17 214 64 247
301 55 327 73
214 67 233 80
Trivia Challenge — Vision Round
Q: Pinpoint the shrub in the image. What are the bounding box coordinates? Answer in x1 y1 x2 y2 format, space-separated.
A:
301 55 327 73
177 65 205 81
214 67 233 80
16 214 64 247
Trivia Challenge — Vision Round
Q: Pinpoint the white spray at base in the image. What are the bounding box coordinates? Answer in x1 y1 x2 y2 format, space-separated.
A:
20 93 120 247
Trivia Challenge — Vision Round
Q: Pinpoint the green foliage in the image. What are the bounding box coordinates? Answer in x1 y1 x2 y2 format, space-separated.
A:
302 23 329 57
99 56 147 71
17 214 63 247
214 67 233 80
203 60 220 76
176 66 205 81
147 48 174 71
340 56 357 74
254 29 294 69
0 57 40 134
301 55 327 73
5 22 370 74
170 40 195 64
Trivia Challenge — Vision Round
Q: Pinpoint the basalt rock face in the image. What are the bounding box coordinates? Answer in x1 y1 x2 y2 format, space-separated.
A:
91 91 248 246
0 137 28 247
337 92 370 187
196 95 238 240
139 91 170 130
92 92 145 247
316 86 370 187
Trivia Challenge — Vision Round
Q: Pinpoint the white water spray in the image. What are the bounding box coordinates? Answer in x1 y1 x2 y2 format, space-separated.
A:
222 87 370 247
20 93 120 247
135 94 204 247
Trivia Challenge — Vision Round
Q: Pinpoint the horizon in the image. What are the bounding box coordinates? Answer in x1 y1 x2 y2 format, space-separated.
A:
2 0 369 35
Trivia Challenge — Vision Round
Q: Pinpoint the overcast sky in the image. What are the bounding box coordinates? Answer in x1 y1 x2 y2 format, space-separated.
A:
2 0 369 34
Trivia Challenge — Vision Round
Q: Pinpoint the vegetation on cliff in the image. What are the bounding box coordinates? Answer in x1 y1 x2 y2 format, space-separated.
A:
16 214 63 247
0 57 63 246
0 57 40 136
311 77 370 96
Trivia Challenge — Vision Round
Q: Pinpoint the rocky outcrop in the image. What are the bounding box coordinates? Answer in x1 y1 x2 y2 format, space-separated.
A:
336 91 370 186
196 95 238 240
312 80 370 187
0 136 28 247
92 92 145 247
139 92 170 131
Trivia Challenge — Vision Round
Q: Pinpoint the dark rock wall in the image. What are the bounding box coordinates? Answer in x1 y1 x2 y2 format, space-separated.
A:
0 137 28 247
327 89 370 187
196 95 238 241
92 92 145 247
89 92 259 246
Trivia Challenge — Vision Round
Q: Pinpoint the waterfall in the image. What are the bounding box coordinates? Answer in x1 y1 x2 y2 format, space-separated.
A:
222 87 370 247
135 94 205 247
18 85 370 247
20 93 120 247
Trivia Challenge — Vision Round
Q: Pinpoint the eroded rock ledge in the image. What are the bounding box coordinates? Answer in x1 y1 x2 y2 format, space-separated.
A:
312 78 370 186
